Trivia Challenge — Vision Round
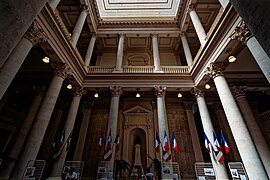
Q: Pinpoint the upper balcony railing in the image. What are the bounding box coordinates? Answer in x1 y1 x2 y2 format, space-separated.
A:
88 66 190 74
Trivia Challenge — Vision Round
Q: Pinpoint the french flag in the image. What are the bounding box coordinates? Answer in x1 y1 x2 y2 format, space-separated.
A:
204 132 211 153
155 132 161 153
104 129 112 160
213 131 224 161
98 132 103 147
163 131 169 152
213 131 222 151
114 132 120 152
171 131 179 153
220 131 230 154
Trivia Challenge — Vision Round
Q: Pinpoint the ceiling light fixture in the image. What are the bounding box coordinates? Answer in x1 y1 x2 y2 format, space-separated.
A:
136 88 140 98
205 84 211 89
67 84 72 89
178 92 182 98
226 49 237 63
42 56 50 63
94 93 99 98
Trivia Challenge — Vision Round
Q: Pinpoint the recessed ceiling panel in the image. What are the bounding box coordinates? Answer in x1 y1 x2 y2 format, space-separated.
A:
95 0 181 21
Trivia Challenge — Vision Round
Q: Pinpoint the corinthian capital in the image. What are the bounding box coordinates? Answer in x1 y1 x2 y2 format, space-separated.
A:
232 86 247 98
154 86 166 97
73 86 86 97
51 63 72 79
24 21 48 46
230 20 252 44
205 62 226 79
191 86 204 98
110 86 123 97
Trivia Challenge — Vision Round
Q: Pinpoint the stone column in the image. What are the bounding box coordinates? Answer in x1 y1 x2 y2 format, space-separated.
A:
48 0 61 10
152 34 162 72
115 34 125 72
9 86 46 159
232 86 270 177
71 5 88 47
74 101 93 161
107 86 123 161
218 0 229 9
84 33 97 67
51 86 85 177
11 63 71 180
154 86 170 161
181 33 193 66
183 101 204 162
230 20 270 83
192 87 229 179
188 5 207 47
0 21 47 100
205 63 268 179
212 103 241 161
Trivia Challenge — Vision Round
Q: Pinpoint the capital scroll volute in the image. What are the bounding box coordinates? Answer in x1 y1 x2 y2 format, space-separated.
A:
110 86 123 97
205 63 226 79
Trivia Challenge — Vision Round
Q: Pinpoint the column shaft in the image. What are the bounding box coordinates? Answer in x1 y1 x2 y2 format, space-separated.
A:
48 0 61 10
213 75 267 179
11 72 66 180
84 35 96 66
218 0 229 9
184 104 204 161
152 35 161 71
115 35 125 71
51 91 83 177
155 86 170 161
71 8 87 47
74 102 92 161
246 36 270 83
181 34 193 66
189 8 207 47
235 94 270 177
106 86 122 161
195 94 229 179
9 87 45 159
214 105 241 161
0 38 33 100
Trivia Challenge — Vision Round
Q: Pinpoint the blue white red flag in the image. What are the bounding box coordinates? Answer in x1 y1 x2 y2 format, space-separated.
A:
66 131 72 152
171 131 179 153
104 129 112 160
163 131 169 152
204 132 211 153
98 132 103 147
220 131 230 154
162 130 171 161
53 129 65 159
212 131 224 161
114 132 120 152
155 132 161 153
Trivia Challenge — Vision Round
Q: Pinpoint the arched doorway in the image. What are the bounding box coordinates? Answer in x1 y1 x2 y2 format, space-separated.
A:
129 128 147 172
